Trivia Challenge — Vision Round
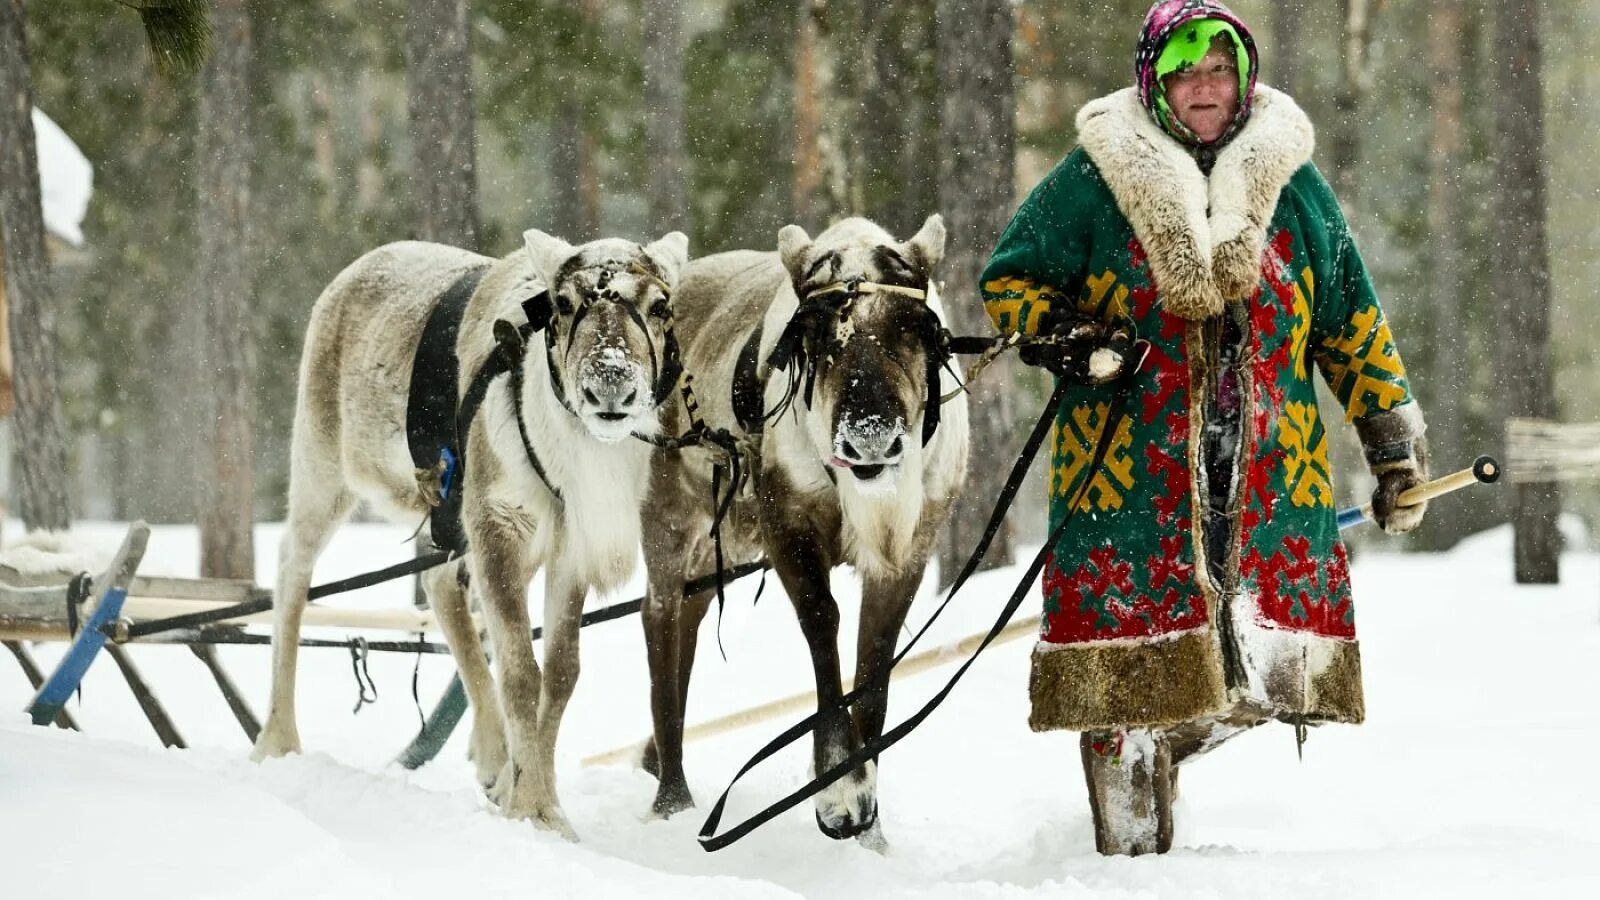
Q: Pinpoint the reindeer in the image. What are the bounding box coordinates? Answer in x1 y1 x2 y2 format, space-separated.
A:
251 231 688 839
638 216 969 847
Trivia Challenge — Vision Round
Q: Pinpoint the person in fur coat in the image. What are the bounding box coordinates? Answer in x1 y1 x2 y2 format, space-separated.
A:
979 0 1430 855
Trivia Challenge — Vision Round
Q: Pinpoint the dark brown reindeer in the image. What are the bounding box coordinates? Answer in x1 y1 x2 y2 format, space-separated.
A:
638 216 970 848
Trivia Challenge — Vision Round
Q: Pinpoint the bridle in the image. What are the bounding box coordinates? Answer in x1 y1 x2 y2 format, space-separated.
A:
532 262 685 422
765 275 958 447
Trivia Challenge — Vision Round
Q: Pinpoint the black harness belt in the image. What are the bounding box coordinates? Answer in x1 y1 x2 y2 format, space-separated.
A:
406 264 492 555
730 325 766 435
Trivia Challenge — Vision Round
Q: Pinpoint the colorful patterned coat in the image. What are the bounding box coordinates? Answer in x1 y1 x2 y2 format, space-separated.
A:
981 85 1425 731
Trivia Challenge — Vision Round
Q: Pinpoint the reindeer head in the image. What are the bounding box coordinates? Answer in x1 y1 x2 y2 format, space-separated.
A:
769 215 948 489
523 230 689 443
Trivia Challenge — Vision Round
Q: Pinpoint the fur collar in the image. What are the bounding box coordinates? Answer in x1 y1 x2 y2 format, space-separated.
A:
1076 85 1314 320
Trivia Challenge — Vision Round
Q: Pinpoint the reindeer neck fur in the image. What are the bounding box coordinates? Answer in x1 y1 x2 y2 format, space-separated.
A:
476 330 652 593
758 279 970 579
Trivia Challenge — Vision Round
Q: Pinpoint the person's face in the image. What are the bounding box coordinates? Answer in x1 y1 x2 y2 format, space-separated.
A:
1161 43 1240 143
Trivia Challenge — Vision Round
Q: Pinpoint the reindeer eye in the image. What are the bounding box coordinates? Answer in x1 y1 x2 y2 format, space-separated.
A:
649 297 671 320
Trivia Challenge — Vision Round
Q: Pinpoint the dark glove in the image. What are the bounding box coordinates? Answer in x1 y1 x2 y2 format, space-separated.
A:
1370 436 1430 535
1018 307 1136 384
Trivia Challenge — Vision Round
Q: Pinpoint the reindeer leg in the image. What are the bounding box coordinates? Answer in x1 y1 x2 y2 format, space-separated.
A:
846 566 921 851
641 569 713 817
527 565 584 837
470 517 565 835
252 462 353 761
422 557 505 792
769 537 873 840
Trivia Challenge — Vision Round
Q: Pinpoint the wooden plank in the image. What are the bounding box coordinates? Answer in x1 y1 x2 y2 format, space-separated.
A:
105 642 186 749
130 575 259 604
97 596 448 633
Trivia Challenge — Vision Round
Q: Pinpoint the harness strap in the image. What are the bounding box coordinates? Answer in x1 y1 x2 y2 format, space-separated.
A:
698 370 1136 852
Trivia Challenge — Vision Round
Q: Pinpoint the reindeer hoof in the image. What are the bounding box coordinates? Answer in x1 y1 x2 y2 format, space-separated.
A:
249 726 300 761
649 781 695 819
856 818 889 854
815 802 877 841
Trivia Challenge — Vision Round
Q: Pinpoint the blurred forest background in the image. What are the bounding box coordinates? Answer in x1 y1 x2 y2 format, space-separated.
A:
0 0 1591 578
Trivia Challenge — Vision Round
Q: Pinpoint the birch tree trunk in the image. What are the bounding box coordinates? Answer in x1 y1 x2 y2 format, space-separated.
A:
935 0 1017 580
405 0 481 249
643 0 688 235
1493 0 1560 583
0 0 72 531
194 0 256 579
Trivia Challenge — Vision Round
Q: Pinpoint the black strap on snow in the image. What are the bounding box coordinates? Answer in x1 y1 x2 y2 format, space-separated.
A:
698 370 1135 852
407 265 493 554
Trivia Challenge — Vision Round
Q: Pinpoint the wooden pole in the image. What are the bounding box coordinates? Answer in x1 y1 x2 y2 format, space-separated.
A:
583 614 1041 768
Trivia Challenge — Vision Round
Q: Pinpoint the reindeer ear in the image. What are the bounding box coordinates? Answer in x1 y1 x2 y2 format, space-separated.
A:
522 228 575 292
643 231 689 289
904 214 947 276
778 224 814 283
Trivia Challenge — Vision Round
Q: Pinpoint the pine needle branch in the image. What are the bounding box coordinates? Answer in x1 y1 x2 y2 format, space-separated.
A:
116 0 213 77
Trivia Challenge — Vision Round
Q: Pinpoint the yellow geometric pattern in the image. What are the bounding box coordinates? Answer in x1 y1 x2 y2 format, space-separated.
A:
1079 269 1131 320
982 276 1057 335
1288 266 1313 379
1277 401 1334 508
1052 401 1136 511
1317 304 1409 421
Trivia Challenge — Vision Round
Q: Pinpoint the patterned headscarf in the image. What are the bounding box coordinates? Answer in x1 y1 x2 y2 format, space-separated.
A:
1135 0 1259 149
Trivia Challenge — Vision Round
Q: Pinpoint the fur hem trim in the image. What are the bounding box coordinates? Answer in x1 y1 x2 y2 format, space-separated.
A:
1028 630 1230 731
1075 85 1314 320
1243 629 1366 724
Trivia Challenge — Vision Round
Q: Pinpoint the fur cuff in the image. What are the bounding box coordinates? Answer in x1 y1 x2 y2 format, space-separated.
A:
1028 629 1229 731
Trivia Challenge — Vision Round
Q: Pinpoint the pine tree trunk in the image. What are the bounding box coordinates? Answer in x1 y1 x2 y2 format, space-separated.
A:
548 0 601 240
792 0 825 225
0 252 13 418
1270 0 1304 98
1493 0 1560 583
194 0 256 579
0 0 72 531
405 0 481 249
1329 0 1378 208
643 0 688 235
1417 0 1469 551
935 0 1017 581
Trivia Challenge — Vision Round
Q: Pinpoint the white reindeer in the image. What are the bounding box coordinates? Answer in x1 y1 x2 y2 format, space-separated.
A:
252 231 688 839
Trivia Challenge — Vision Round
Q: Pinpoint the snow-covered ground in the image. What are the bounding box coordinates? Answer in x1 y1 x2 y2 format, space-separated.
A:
3 520 1597 899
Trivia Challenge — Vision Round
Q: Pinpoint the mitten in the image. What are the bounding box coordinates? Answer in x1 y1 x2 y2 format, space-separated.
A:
1369 434 1430 535
1018 306 1136 384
